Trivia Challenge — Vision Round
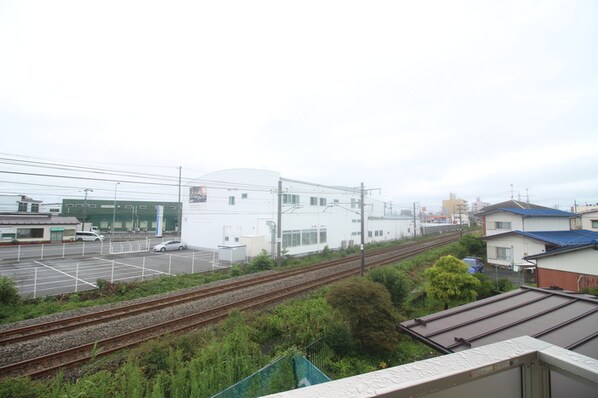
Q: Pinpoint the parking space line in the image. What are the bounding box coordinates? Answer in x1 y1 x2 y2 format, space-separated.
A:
93 257 169 275
33 260 98 288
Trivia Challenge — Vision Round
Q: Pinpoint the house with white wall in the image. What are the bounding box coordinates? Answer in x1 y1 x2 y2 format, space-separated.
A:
524 241 598 292
477 200 576 268
181 169 416 257
578 209 598 232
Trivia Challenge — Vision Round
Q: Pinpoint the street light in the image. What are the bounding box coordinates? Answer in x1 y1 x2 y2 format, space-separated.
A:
112 182 120 240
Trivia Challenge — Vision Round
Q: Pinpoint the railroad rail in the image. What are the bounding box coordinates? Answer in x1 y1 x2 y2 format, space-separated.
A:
0 233 460 379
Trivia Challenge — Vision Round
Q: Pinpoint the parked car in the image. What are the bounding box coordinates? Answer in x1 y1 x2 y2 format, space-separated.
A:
75 231 104 242
153 240 186 252
462 257 484 273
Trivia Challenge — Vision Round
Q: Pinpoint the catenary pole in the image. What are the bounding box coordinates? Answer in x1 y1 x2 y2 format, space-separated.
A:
360 182 365 276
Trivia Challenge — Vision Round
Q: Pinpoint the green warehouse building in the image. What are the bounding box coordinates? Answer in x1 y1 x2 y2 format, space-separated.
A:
61 199 181 233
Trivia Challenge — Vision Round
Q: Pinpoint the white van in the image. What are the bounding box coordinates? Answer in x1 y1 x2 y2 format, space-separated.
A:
75 231 104 242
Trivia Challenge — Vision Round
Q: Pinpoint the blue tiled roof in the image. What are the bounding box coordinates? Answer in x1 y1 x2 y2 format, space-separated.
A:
513 229 598 246
496 208 575 217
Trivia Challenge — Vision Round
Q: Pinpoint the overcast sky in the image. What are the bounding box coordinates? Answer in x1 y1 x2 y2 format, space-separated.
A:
1 1 596 212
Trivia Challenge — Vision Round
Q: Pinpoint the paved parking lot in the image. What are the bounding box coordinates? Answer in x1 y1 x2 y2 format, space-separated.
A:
0 248 227 298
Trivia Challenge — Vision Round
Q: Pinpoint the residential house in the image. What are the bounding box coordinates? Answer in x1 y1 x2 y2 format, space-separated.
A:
524 241 598 291
476 200 575 268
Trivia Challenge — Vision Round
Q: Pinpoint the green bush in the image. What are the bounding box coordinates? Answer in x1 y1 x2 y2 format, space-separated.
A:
472 273 495 299
250 250 275 272
367 266 411 308
326 277 400 354
0 276 19 306
323 317 354 356
498 278 514 292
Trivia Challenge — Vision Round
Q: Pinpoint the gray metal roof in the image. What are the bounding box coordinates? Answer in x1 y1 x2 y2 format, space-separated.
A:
0 214 80 226
400 286 598 360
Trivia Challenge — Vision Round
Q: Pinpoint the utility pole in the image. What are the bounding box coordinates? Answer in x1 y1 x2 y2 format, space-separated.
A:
277 178 282 266
177 166 182 238
413 202 417 238
360 182 365 277
82 188 93 231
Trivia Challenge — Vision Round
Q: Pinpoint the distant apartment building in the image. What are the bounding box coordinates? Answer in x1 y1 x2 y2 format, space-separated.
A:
441 193 469 225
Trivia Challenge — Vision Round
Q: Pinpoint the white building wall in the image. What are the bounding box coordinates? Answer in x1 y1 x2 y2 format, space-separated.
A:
524 217 571 231
0 195 19 212
486 234 547 268
182 169 398 256
485 212 523 236
580 211 598 232
535 249 598 276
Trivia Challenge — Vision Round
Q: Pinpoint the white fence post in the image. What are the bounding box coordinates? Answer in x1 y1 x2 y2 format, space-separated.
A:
40 244 44 260
168 257 172 275
33 267 38 299
192 251 195 274
212 250 216 271
100 240 104 255
17 245 21 261
75 263 79 292
82 242 85 257
142 257 145 280
62 243 66 258
111 260 115 283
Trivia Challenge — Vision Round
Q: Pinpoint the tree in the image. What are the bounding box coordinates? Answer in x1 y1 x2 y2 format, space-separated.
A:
367 266 411 308
424 255 480 309
325 277 399 354
459 235 486 259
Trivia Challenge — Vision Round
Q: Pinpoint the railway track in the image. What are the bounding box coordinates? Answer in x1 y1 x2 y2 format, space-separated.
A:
0 233 460 379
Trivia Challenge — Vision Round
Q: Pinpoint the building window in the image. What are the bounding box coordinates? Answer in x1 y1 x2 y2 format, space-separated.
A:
50 208 59 213
319 198 327 206
282 230 301 247
17 228 44 239
495 221 512 229
235 237 239 242
319 229 327 243
18 203 28 212
592 220 598 228
379 230 383 236
242 193 248 199
139 205 147 209
229 196 235 205
334 199 339 204
75 204 83 208
302 229 317 245
368 231 373 237
224 236 229 242
89 204 96 208
31 203 39 213
283 194 300 205
496 247 512 261
125 205 133 209
310 197 318 206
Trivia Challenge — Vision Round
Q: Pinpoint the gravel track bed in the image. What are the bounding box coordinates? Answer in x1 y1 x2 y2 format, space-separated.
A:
0 260 360 368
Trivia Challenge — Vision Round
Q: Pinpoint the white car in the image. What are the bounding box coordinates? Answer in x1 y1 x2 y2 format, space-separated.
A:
153 240 186 252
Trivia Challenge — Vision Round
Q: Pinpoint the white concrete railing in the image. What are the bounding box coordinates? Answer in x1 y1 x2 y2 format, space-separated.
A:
265 336 598 398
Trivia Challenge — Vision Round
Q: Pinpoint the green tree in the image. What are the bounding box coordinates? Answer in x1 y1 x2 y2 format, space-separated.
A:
367 266 411 308
424 255 480 309
459 235 486 259
325 277 399 354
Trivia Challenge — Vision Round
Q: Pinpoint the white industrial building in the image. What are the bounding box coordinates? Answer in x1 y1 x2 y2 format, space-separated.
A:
181 169 418 257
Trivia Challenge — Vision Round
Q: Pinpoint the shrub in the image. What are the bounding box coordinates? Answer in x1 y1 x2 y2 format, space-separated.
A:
424 255 480 309
472 273 495 299
326 277 400 354
250 250 275 272
498 278 514 292
0 276 19 306
367 266 411 308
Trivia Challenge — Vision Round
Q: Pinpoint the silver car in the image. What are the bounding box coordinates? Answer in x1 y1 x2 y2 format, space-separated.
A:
153 240 186 252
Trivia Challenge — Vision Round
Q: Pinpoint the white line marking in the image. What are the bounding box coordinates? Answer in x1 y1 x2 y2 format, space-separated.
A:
93 257 169 275
33 260 97 288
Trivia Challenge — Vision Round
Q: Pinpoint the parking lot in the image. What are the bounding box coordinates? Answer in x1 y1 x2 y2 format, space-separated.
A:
0 243 226 298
